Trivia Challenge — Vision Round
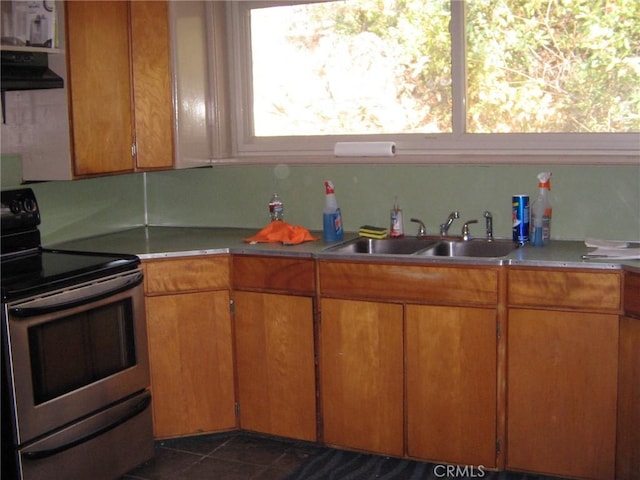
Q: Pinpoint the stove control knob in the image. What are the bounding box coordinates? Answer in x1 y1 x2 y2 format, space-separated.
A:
10 200 22 214
23 198 37 213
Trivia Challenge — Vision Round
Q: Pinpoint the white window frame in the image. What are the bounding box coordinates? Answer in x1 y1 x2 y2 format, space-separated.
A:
221 1 640 165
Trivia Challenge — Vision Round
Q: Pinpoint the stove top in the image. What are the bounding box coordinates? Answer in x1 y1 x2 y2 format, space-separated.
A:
1 249 140 303
1 188 140 303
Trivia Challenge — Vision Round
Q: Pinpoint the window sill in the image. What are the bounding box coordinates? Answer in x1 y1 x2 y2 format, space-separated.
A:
208 152 639 166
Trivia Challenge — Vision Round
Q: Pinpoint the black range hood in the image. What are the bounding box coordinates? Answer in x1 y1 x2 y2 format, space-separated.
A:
1 50 64 91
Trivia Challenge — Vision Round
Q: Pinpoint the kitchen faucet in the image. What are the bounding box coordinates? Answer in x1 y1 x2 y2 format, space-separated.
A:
440 211 460 236
483 211 493 241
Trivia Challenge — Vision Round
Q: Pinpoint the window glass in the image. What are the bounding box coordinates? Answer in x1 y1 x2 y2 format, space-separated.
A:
250 0 452 136
466 0 640 133
229 0 639 158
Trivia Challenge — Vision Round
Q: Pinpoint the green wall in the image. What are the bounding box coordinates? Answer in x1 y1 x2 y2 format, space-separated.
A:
146 164 640 241
1 154 145 244
2 154 639 244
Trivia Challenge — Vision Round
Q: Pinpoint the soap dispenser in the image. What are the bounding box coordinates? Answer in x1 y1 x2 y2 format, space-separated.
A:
390 196 404 238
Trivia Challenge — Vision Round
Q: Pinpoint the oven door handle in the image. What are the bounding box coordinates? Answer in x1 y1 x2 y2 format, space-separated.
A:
9 271 143 317
23 393 152 461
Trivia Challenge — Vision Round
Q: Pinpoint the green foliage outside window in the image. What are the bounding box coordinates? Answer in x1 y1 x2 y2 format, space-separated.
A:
279 0 639 134
467 0 640 132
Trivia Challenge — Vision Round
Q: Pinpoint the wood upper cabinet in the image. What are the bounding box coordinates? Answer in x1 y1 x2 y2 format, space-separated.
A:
129 1 174 170
143 256 235 438
232 255 317 442
507 267 621 480
65 1 173 177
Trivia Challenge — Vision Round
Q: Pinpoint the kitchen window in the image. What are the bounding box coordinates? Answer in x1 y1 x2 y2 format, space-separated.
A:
223 0 639 162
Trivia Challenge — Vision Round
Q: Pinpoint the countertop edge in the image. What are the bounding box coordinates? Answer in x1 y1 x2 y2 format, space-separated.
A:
49 226 638 271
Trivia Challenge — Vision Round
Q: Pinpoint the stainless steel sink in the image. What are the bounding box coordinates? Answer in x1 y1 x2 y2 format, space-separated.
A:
325 237 439 255
416 238 519 258
325 236 520 258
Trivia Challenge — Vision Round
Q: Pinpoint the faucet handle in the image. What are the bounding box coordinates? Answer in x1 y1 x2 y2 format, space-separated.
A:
410 218 427 237
461 219 478 241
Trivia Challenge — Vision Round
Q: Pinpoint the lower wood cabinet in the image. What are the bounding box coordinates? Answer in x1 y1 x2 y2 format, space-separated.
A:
320 298 404 456
139 250 633 480
507 267 621 480
318 260 502 462
234 291 316 441
507 309 618 480
617 270 640 480
232 255 317 441
406 305 497 467
319 261 504 468
143 256 236 438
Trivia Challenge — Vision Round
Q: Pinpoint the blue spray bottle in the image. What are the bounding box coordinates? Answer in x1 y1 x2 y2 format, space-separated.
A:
322 181 343 242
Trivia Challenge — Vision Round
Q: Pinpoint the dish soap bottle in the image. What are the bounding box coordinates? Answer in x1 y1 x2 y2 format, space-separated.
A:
390 196 404 238
323 181 344 242
530 172 552 246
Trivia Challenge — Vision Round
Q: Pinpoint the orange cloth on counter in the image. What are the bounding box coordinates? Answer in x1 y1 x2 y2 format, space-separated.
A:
244 221 319 245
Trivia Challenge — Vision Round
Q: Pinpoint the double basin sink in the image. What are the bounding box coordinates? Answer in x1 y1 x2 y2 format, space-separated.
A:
325 236 520 258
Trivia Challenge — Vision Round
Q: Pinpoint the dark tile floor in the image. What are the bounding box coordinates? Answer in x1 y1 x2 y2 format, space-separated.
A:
121 431 322 480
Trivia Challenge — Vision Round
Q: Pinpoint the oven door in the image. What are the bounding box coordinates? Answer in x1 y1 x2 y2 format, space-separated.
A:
3 269 150 445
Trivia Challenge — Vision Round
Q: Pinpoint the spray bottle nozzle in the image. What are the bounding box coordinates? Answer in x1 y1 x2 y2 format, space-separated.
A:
537 172 552 189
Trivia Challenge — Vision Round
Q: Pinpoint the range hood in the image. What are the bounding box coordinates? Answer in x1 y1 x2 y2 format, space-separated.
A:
1 50 64 91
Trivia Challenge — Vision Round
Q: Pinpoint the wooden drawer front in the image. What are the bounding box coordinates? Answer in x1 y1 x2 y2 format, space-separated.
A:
144 255 229 294
624 271 640 317
508 268 621 312
232 255 315 294
319 261 498 306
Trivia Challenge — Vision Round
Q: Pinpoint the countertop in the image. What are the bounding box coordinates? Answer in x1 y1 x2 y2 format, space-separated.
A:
50 225 640 271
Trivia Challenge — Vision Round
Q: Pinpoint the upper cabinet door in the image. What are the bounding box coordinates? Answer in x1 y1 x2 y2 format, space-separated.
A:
130 1 174 171
65 1 134 176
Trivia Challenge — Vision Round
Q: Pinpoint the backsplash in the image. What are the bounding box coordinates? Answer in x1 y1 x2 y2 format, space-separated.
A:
0 157 145 244
3 157 636 245
144 164 640 242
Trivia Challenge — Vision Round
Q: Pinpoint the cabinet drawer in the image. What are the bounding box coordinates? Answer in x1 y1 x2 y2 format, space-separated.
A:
508 268 621 312
624 271 640 317
232 255 315 294
143 255 229 294
319 261 498 306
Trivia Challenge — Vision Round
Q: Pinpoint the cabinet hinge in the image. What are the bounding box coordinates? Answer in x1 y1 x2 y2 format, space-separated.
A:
235 402 240 417
131 142 137 157
496 438 501 456
497 321 502 339
229 299 235 315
